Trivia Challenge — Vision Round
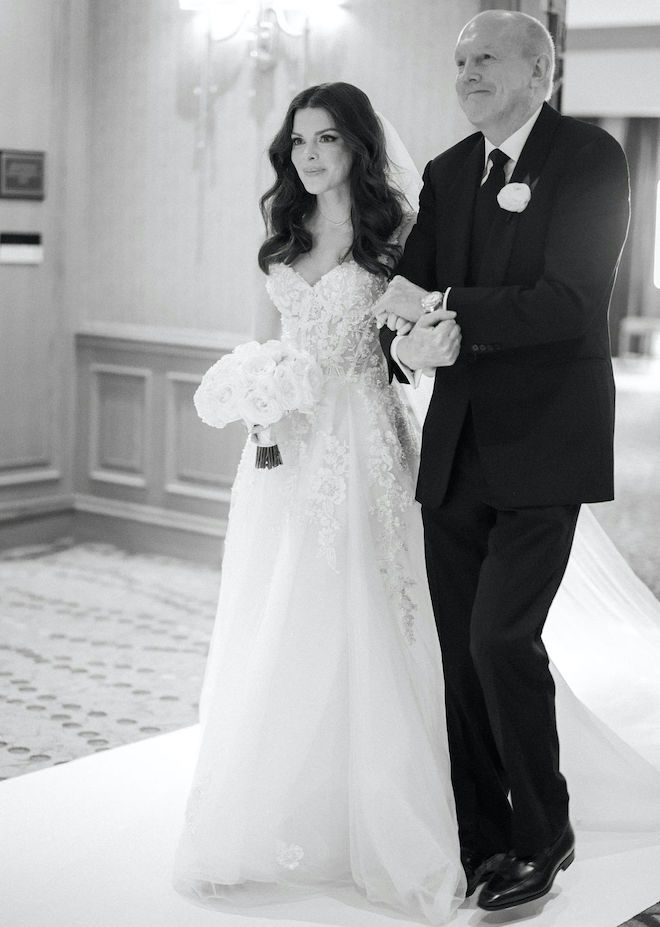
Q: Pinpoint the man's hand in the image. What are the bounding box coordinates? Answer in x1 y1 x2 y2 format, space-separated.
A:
373 275 432 325
397 308 461 370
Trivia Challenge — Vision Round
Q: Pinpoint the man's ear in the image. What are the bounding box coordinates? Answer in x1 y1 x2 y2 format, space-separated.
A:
531 53 552 89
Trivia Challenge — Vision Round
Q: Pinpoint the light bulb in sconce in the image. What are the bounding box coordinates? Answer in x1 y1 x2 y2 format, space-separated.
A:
179 0 347 48
248 1 348 69
210 1 251 41
179 0 250 40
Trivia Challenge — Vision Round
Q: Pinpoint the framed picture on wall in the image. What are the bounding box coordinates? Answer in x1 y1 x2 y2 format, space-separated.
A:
0 150 46 200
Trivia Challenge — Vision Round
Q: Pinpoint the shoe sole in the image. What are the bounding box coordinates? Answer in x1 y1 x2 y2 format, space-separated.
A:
477 849 575 911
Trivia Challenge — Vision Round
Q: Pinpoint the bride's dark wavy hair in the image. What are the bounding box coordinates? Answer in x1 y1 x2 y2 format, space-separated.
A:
258 82 405 278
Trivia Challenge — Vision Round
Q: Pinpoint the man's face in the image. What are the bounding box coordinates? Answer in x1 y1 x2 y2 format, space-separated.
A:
455 17 537 141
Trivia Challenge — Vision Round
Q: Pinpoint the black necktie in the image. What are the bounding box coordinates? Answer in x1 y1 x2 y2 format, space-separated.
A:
469 148 510 282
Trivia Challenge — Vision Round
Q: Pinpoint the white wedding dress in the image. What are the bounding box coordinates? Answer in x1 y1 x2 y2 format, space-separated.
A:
174 258 660 924
173 260 466 924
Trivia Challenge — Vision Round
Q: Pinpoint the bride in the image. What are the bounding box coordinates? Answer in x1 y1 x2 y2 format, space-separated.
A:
173 82 660 924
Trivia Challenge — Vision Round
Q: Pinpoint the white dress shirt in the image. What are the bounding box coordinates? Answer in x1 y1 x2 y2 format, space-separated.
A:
391 106 543 385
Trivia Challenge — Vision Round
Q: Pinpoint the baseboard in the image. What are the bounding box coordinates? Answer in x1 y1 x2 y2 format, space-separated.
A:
0 493 227 564
0 494 76 550
73 494 227 564
73 508 224 564
73 494 227 537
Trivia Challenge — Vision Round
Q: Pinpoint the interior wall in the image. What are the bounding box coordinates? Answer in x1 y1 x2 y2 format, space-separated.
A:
1 0 480 545
0 0 89 523
82 0 479 336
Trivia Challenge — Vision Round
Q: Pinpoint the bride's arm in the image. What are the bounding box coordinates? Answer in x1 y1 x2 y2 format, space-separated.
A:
397 212 417 250
251 289 281 342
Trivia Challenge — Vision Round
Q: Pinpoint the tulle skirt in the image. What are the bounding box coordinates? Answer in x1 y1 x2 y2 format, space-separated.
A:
174 377 465 924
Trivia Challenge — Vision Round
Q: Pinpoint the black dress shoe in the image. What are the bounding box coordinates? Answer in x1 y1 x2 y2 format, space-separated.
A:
477 823 575 910
461 849 506 898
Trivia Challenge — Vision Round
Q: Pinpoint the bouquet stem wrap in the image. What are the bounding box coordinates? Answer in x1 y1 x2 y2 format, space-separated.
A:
252 426 283 470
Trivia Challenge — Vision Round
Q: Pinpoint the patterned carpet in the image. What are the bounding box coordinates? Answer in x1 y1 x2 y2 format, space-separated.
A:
0 540 219 779
0 358 659 925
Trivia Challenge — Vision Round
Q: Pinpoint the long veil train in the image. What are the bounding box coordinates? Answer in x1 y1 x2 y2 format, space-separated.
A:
401 371 660 838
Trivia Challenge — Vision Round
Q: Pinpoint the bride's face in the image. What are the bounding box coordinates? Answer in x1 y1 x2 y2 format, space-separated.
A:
290 107 353 198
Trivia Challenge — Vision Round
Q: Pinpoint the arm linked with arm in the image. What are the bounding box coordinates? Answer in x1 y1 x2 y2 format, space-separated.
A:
379 161 439 383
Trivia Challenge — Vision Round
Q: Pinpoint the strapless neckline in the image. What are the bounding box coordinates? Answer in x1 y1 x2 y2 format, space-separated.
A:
285 259 353 290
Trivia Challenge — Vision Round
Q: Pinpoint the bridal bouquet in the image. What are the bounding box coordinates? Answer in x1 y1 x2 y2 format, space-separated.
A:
194 340 322 469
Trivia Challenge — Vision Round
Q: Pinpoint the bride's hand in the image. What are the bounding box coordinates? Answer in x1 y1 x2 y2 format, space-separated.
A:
248 424 269 444
373 275 430 324
375 310 413 334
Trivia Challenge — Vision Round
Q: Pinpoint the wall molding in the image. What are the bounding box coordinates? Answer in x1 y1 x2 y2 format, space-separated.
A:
164 371 235 502
0 467 62 487
73 327 239 554
0 492 74 523
0 491 226 538
77 322 246 356
89 362 153 487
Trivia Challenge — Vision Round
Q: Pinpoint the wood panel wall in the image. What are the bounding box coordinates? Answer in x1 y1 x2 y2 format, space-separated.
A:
74 327 246 559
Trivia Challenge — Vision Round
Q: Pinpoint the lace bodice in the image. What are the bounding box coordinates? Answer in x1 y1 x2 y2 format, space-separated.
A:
265 261 389 388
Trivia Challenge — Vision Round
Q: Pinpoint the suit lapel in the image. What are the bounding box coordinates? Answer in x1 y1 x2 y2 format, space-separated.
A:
477 103 561 285
437 138 483 286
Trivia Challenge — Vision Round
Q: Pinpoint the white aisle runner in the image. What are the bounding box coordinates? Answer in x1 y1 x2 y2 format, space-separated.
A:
2 725 660 927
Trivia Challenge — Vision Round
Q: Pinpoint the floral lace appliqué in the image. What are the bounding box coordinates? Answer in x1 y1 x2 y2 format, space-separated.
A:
266 262 389 388
276 841 304 870
363 388 419 645
266 261 420 635
305 431 349 571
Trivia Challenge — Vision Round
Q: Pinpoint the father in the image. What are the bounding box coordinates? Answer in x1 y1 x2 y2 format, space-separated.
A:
377 9 630 911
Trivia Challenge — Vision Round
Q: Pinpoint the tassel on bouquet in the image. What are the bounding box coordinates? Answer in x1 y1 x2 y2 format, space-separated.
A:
193 340 322 470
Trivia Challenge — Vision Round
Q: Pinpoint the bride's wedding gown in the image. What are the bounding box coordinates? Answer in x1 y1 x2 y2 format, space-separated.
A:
174 259 660 923
174 260 465 923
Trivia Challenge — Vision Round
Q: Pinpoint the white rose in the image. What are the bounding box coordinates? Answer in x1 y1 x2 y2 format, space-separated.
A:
194 360 243 428
233 340 262 359
241 353 278 380
238 382 284 428
497 182 532 213
261 339 287 363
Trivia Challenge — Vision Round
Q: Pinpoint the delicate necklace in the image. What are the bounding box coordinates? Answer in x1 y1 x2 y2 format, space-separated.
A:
318 206 351 226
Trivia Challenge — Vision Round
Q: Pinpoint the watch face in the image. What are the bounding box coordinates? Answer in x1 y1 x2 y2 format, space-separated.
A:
421 291 442 311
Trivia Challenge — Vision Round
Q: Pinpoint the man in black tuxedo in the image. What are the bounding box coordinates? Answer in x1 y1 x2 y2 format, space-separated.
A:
377 9 630 911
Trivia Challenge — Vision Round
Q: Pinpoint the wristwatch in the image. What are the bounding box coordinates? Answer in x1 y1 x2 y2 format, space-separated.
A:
420 290 445 312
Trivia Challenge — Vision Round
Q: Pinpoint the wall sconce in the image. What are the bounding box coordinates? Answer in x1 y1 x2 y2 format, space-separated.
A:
179 0 346 150
179 0 335 71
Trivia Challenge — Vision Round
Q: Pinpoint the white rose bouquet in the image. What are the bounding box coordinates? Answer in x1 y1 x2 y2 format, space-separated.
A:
194 340 322 469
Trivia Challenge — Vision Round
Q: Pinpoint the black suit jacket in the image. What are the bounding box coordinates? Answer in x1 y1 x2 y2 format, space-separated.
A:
383 103 630 508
